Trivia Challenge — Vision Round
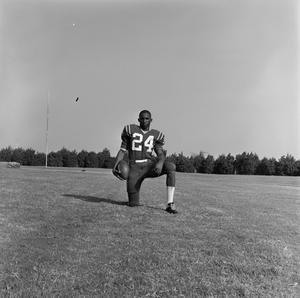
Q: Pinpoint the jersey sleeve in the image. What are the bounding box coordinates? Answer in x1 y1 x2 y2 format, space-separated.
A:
120 125 131 151
154 131 165 151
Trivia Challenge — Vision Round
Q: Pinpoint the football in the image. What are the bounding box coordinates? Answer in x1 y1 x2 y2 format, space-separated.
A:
114 160 130 180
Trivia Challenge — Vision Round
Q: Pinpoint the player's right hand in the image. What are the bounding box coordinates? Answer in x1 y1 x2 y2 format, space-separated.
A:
112 166 126 181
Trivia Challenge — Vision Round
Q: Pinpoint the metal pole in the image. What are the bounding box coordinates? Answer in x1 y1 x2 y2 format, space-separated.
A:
45 91 49 168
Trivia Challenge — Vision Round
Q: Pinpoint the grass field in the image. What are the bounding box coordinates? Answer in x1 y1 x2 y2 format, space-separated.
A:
0 166 299 297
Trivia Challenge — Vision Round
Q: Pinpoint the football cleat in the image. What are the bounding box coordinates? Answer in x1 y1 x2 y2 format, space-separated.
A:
113 160 129 181
165 203 178 214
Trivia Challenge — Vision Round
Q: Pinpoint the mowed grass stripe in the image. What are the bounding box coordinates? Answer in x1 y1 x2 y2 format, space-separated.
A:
0 167 299 297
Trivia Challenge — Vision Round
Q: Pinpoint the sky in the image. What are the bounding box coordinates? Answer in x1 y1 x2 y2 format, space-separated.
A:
0 0 299 159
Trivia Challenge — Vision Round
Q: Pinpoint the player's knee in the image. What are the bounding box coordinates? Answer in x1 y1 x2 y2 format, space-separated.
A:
165 161 176 173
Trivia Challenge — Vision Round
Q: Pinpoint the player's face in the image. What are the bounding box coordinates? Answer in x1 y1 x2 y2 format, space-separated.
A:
138 112 152 130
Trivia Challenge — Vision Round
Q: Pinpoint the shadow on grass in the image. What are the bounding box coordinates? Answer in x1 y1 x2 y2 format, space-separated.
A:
62 194 128 206
62 194 163 211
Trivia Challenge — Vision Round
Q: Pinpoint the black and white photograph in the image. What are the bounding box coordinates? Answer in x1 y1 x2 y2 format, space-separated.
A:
0 0 299 297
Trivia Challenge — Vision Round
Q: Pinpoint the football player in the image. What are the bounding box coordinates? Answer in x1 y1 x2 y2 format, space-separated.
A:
112 110 177 214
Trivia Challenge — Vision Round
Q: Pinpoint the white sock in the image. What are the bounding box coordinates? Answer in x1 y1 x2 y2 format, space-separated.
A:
167 186 175 204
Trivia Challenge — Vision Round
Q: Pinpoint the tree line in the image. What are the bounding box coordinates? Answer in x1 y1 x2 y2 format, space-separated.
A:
166 152 300 176
0 146 114 168
0 146 299 176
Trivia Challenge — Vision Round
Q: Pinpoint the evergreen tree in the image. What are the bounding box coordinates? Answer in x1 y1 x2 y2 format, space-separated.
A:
256 157 276 175
276 154 296 176
192 152 206 173
48 151 63 167
77 150 88 168
214 154 230 174
235 152 259 175
86 151 98 168
33 152 46 166
174 153 195 173
226 154 235 174
11 148 25 164
294 160 300 176
57 148 78 167
68 150 78 167
204 155 215 174
98 148 112 168
0 146 13 161
23 148 36 166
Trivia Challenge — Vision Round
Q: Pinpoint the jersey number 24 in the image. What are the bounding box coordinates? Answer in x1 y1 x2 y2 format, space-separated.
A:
132 133 154 152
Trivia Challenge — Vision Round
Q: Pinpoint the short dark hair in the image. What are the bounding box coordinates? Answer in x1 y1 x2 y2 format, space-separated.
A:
139 110 152 118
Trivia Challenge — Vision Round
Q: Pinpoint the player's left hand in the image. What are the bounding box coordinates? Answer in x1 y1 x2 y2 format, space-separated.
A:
153 161 163 176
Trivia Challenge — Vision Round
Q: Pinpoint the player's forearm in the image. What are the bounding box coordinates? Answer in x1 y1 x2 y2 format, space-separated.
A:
113 149 125 168
156 150 166 164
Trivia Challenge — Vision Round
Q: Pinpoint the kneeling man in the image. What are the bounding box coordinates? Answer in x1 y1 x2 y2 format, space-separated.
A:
112 110 177 214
